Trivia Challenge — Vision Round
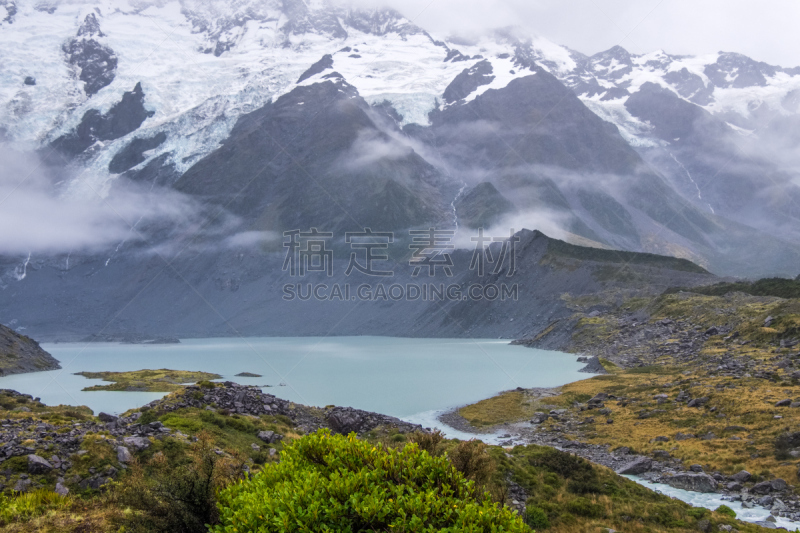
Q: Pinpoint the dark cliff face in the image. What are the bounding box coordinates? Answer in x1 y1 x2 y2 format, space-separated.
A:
0 324 60 376
174 78 451 233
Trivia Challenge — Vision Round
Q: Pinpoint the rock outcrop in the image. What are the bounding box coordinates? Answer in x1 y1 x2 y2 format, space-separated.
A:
0 324 60 376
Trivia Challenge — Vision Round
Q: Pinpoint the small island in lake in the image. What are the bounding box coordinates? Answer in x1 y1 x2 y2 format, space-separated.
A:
75 369 221 392
234 372 262 377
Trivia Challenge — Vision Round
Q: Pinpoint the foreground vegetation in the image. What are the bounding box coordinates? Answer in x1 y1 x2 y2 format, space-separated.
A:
0 383 776 532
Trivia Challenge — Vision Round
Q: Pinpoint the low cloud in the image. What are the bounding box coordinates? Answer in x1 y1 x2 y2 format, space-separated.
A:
451 207 572 249
339 130 413 171
223 230 281 248
0 145 210 256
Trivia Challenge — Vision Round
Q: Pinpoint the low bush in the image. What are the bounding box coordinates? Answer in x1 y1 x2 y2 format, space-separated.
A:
213 430 530 532
447 439 496 490
715 504 736 518
410 429 445 457
523 505 550 529
564 497 606 518
116 430 247 533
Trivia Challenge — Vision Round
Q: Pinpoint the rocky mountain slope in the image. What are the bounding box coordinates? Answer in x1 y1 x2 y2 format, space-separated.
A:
0 228 719 341
0 324 60 375
1 0 800 337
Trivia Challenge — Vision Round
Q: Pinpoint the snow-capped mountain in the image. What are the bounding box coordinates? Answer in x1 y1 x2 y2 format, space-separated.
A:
2 0 800 338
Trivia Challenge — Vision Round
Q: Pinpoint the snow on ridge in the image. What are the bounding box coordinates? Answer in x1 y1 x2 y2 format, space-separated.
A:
5 0 800 196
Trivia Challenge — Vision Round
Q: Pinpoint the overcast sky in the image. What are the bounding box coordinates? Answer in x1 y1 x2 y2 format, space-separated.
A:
379 0 800 67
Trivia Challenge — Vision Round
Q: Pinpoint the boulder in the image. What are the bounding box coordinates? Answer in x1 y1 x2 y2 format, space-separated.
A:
257 431 283 444
123 436 150 451
687 397 710 408
13 478 31 492
531 413 548 424
54 483 69 496
689 464 703 472
662 473 717 493
675 432 695 440
78 475 111 490
704 326 719 336
616 457 652 475
326 408 367 434
98 412 118 423
117 446 133 463
28 454 53 474
775 399 792 407
752 481 774 494
730 470 751 482
757 495 774 506
771 478 788 491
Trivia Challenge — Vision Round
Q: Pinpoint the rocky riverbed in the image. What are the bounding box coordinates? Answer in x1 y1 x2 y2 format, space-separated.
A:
440 391 800 528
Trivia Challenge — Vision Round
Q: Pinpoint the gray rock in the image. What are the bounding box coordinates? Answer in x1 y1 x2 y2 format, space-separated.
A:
616 457 653 475
117 446 133 463
696 518 711 532
28 454 53 474
675 432 695 440
754 520 777 529
726 482 743 491
771 478 787 491
730 470 751 482
123 436 150 451
54 483 69 496
13 478 31 492
98 412 118 423
688 397 710 408
775 399 792 407
772 499 788 512
257 431 283 444
663 473 717 493
578 356 608 375
753 481 774 494
689 464 703 472
531 413 548 424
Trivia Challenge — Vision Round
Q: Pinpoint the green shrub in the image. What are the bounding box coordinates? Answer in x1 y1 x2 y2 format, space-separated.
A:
543 472 561 488
213 430 530 533
447 439 496 489
687 507 709 520
137 409 158 425
524 505 550 529
117 430 247 533
715 504 736 518
410 430 445 457
532 448 603 495
565 497 606 518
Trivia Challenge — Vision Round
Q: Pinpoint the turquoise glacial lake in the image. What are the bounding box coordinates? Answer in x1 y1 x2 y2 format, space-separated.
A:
0 337 586 421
